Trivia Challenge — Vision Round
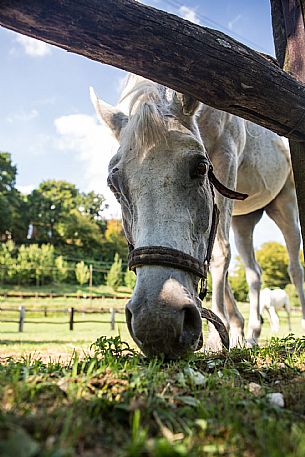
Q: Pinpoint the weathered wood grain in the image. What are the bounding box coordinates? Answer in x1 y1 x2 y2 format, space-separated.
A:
271 0 305 254
1 0 305 141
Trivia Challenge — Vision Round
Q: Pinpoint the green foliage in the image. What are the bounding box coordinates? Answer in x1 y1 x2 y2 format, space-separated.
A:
256 242 290 288
27 179 79 242
0 240 15 284
125 268 136 290
229 257 249 302
57 209 104 252
53 255 69 284
285 283 302 308
15 243 55 286
0 152 29 241
75 260 90 286
107 253 122 291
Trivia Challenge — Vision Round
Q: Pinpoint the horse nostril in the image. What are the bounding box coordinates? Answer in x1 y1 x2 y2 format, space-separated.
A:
125 306 143 346
180 306 202 345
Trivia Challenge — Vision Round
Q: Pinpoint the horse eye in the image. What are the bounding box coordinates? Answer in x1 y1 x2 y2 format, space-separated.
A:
197 162 208 177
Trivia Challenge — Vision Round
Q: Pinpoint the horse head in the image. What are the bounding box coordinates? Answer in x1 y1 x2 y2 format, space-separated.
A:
91 76 246 359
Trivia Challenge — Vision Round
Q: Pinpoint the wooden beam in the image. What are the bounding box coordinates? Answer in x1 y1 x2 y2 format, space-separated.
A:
1 0 305 142
271 0 305 254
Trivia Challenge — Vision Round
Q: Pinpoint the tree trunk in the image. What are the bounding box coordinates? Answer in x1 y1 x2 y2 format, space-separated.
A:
271 0 305 255
1 0 305 141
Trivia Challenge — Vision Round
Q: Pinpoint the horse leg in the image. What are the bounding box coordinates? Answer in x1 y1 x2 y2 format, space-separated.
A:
265 174 305 329
206 236 232 351
224 272 245 347
206 143 243 351
269 306 280 333
232 209 264 345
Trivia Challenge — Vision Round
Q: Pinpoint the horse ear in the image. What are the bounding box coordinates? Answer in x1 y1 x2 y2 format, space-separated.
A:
181 94 201 116
171 92 200 117
90 87 128 141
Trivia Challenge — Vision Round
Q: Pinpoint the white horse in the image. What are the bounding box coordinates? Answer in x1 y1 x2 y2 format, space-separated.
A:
197 103 305 349
90 77 246 358
260 288 291 332
91 74 305 356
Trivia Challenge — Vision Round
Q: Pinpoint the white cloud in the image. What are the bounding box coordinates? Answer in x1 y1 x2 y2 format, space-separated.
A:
179 6 201 25
15 35 52 57
6 109 39 123
228 14 242 31
54 113 121 217
17 184 35 195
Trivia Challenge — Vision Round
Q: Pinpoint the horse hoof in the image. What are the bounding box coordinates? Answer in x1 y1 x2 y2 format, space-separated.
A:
245 338 258 348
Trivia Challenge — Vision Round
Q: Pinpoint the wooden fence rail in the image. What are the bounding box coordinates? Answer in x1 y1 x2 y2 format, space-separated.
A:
0 293 131 300
0 306 126 332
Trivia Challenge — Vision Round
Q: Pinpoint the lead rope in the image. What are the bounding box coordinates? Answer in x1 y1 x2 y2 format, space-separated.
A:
197 202 230 350
198 203 220 300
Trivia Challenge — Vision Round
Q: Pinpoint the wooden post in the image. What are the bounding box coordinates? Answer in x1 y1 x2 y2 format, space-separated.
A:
271 0 305 258
18 306 25 332
69 307 74 331
110 308 116 331
44 306 47 317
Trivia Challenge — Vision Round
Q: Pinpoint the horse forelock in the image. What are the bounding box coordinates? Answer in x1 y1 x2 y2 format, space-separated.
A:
120 79 169 154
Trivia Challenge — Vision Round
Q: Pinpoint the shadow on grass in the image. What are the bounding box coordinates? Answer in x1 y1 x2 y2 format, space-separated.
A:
0 339 84 345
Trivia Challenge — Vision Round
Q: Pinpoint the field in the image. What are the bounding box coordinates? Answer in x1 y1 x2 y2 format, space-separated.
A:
1 287 305 456
0 285 303 360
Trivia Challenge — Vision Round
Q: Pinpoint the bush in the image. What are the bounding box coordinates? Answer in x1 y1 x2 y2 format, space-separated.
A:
124 268 136 290
75 261 90 286
15 243 55 286
107 253 122 291
53 255 69 284
229 258 249 302
285 283 302 308
0 240 15 284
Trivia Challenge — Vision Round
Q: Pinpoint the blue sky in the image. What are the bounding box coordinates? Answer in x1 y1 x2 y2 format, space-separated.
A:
0 0 287 257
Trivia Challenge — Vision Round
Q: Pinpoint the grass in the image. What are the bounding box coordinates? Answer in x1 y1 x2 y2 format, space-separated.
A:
0 287 305 456
0 335 305 456
0 294 304 360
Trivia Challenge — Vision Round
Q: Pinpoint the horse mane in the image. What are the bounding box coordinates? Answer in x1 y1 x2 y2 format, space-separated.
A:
119 76 169 153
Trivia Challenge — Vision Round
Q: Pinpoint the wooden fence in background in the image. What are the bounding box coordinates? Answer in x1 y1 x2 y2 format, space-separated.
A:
0 305 126 332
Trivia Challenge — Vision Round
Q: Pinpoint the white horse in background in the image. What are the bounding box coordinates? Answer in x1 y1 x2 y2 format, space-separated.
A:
91 74 305 356
260 288 291 332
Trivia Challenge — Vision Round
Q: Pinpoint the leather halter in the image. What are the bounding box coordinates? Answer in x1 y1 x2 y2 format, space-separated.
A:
128 164 247 300
128 203 219 300
127 165 247 350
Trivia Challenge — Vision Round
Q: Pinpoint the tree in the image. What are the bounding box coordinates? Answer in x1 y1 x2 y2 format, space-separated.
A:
15 243 55 285
229 258 249 302
53 255 69 284
107 253 122 291
75 261 89 286
104 219 128 262
78 191 107 233
256 242 290 289
28 180 79 242
57 209 103 254
0 240 15 284
124 268 136 290
0 152 29 241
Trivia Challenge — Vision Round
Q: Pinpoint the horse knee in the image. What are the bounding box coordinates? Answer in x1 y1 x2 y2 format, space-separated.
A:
246 267 261 292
